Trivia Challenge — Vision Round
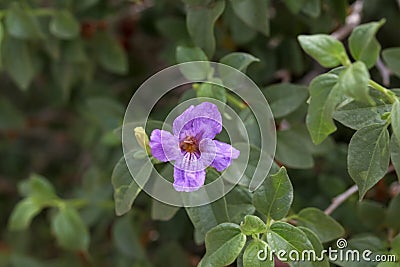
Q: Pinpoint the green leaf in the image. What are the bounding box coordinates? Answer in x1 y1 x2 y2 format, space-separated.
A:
51 206 90 251
276 126 315 169
392 233 400 257
294 227 330 267
2 36 35 90
224 6 257 45
306 73 341 144
333 101 391 130
297 207 345 243
176 46 210 80
185 0 225 57
8 198 42 231
267 221 313 257
382 48 400 78
348 124 390 199
50 10 80 39
240 215 266 235
225 186 256 224
338 62 373 104
349 20 385 68
253 167 293 220
243 239 273 267
386 194 400 230
392 100 400 145
5 2 44 40
186 196 229 244
151 200 179 221
196 82 227 103
0 97 25 130
94 32 128 75
113 216 145 259
18 173 57 201
219 52 260 73
112 150 152 216
262 83 308 118
357 200 386 229
301 0 321 18
298 35 348 68
199 223 246 267
390 134 400 182
284 0 306 14
230 0 269 36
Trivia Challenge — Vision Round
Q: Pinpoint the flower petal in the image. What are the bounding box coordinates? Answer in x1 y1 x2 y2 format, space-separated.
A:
173 167 206 192
173 102 222 140
210 140 240 172
149 129 180 162
174 138 216 172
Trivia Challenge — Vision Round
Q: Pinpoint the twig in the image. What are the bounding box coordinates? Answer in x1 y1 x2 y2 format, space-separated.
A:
324 185 358 215
376 57 392 87
331 0 363 40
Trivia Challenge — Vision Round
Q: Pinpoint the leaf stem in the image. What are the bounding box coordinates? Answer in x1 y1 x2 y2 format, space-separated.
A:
368 80 397 104
226 93 247 110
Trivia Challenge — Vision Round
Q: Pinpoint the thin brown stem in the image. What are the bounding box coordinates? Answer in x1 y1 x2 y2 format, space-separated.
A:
324 185 359 215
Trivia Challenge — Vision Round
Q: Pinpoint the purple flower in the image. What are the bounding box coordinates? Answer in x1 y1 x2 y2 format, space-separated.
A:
149 102 240 192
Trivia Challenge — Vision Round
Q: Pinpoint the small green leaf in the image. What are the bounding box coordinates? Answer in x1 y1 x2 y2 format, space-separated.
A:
18 173 57 201
382 48 400 78
298 35 348 68
94 32 128 75
185 0 225 57
230 0 269 36
112 150 152 216
348 124 390 199
333 101 391 130
0 97 25 130
301 0 321 18
113 216 145 259
220 52 260 73
306 73 341 144
51 206 90 251
151 200 179 221
386 194 400 230
357 200 386 229
267 221 313 257
276 126 315 169
243 239 273 267
262 83 308 118
2 36 35 90
186 196 229 244
5 2 44 40
284 0 306 14
349 20 385 68
176 46 210 80
50 10 80 39
199 223 246 267
240 215 266 235
391 100 400 145
8 198 42 231
390 134 400 182
196 82 227 103
253 167 293 220
338 61 373 104
295 227 330 267
297 207 345 243
392 233 400 257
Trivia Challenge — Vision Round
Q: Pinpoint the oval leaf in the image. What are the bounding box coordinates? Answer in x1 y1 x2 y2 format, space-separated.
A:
253 167 293 220
348 124 390 199
240 215 266 235
243 239 273 267
50 10 80 39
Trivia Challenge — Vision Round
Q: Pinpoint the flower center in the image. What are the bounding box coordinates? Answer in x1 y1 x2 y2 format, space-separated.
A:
180 136 198 154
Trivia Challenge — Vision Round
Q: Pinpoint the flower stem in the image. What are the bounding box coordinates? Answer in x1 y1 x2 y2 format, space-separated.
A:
368 80 397 104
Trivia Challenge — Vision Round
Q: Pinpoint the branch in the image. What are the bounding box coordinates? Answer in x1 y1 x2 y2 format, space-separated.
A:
331 0 363 40
376 57 392 87
324 185 358 215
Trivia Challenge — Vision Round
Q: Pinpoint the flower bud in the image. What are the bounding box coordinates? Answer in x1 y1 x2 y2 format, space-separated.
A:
134 127 150 153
